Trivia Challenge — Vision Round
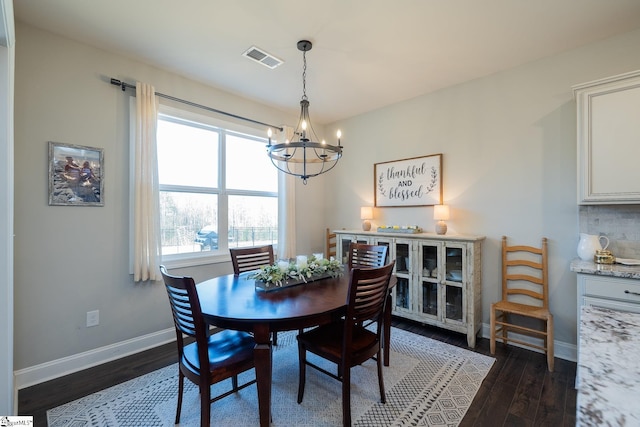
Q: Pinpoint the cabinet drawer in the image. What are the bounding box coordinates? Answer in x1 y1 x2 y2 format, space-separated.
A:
582 275 640 303
582 296 640 314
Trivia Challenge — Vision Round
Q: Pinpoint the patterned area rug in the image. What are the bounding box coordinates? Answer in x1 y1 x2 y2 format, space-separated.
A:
47 327 494 426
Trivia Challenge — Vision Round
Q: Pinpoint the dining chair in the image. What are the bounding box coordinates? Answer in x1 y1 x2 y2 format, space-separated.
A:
326 228 337 259
296 261 395 427
229 245 279 345
489 236 554 371
347 242 388 270
230 244 274 275
160 266 256 427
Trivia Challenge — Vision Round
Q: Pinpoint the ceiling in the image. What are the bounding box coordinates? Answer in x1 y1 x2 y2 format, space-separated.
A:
13 0 640 124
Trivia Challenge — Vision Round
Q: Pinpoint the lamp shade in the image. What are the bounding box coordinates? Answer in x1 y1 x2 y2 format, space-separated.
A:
433 204 450 221
360 206 373 220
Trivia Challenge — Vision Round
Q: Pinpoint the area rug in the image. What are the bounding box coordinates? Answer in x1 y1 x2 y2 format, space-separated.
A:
47 327 494 426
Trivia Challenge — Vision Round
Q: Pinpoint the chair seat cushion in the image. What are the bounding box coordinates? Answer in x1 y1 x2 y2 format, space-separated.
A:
298 321 378 363
492 300 551 320
182 329 255 375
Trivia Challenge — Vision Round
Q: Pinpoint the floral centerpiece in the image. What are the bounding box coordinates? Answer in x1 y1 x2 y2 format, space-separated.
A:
250 254 343 291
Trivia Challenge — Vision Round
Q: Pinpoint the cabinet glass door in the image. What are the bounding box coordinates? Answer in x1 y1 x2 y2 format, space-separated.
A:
393 240 412 314
338 235 369 264
443 243 465 323
418 242 440 317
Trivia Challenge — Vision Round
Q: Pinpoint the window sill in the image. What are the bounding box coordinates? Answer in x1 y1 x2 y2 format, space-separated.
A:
161 251 231 269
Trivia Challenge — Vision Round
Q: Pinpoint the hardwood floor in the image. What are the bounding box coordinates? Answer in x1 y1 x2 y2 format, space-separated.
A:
18 318 576 426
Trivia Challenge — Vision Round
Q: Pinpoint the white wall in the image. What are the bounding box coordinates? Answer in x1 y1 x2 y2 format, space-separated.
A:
12 22 324 381
324 28 640 352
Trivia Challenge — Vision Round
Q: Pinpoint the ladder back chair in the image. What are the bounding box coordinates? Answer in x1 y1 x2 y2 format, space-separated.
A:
296 261 395 427
347 242 388 270
490 236 554 371
326 228 337 259
160 266 256 427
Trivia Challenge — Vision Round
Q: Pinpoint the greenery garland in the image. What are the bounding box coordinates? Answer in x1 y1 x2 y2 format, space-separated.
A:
249 254 343 287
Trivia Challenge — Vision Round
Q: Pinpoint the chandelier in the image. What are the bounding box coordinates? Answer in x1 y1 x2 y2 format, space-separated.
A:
267 40 343 184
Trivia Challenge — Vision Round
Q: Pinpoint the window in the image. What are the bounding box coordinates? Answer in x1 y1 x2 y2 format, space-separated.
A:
156 108 278 262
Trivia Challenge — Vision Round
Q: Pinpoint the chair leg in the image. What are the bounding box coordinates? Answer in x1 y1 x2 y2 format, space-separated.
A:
200 382 211 427
342 365 351 427
376 349 386 404
490 306 496 354
175 370 185 424
547 315 555 372
232 374 238 391
272 331 278 346
297 341 306 404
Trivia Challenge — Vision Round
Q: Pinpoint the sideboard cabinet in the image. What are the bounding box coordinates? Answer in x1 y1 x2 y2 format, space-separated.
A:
335 230 485 347
573 70 640 204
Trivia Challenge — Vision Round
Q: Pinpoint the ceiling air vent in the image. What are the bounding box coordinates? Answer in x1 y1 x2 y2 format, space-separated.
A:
242 46 283 69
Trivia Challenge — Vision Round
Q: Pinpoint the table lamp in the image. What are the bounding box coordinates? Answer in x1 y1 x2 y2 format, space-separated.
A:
360 206 373 231
433 204 450 235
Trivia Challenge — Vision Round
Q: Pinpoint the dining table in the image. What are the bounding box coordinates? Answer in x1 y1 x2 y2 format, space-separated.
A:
197 270 395 427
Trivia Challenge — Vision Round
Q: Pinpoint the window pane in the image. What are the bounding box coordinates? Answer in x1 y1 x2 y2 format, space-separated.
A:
160 191 218 254
226 134 277 192
157 119 219 187
229 195 277 248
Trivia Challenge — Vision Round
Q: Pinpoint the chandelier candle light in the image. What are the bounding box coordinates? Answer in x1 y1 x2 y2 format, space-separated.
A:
434 204 450 235
266 40 343 184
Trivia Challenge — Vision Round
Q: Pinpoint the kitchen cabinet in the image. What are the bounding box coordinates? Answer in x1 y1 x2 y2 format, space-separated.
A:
573 70 640 204
335 230 484 347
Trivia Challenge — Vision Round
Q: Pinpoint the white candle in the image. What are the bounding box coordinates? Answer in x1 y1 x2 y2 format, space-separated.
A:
277 260 290 272
296 255 308 269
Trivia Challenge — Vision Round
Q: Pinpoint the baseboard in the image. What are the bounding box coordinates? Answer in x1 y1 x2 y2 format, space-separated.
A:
14 327 175 390
480 323 576 362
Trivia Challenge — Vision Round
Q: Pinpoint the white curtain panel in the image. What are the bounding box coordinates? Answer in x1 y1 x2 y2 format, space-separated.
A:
277 125 296 260
133 82 162 282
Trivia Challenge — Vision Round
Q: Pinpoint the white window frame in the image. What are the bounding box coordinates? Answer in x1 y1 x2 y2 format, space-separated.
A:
131 102 278 270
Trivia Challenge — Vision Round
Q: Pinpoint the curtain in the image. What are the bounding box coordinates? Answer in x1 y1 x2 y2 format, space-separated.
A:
132 82 162 282
277 125 296 260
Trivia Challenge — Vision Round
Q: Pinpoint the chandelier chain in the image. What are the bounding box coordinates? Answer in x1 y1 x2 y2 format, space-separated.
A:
302 50 308 101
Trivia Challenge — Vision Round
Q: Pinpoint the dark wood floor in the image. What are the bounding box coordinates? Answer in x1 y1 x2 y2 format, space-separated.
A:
19 318 576 426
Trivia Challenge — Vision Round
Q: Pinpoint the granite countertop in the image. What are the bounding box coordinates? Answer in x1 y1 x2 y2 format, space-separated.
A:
571 259 640 280
577 305 640 426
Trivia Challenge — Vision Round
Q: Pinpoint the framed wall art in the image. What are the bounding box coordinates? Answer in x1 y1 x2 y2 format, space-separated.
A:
374 154 442 207
48 141 104 206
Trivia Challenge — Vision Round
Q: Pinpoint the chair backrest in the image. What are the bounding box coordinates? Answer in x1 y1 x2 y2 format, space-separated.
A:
346 262 395 328
347 242 388 270
326 228 337 260
229 245 275 275
501 236 549 308
160 265 209 369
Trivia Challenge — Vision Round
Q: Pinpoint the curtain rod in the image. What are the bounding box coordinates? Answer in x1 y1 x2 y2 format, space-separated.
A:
109 78 283 132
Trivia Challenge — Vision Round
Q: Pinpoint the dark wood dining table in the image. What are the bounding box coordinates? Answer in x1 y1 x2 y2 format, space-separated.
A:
197 271 394 427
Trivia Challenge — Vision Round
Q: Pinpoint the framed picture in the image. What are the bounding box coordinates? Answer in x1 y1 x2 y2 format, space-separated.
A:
48 141 104 206
374 154 442 207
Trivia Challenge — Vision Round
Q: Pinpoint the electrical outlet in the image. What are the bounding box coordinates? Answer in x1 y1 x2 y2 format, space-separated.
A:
86 310 99 327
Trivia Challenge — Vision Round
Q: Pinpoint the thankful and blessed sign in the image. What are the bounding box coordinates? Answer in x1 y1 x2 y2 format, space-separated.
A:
374 154 442 207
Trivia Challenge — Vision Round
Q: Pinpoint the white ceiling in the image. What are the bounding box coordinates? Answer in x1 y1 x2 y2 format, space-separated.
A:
13 0 640 123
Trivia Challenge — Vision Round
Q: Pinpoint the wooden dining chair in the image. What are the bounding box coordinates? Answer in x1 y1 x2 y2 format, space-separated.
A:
160 266 256 427
229 244 275 274
347 242 388 270
229 245 278 345
326 228 337 259
296 261 395 427
490 236 554 371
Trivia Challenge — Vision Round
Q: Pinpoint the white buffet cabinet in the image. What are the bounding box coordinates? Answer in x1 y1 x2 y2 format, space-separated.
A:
335 230 484 347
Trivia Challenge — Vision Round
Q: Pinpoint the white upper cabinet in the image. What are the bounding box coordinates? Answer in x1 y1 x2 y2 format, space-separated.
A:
573 70 640 204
